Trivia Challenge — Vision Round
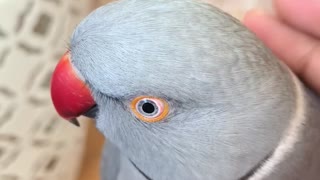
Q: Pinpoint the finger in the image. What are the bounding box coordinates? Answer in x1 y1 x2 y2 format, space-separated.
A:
243 10 320 93
274 0 320 38
243 10 318 73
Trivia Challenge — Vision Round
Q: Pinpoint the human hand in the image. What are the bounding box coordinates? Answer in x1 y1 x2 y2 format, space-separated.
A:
243 0 320 93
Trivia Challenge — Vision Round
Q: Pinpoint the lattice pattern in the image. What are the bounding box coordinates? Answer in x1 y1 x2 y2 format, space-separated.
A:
0 0 93 180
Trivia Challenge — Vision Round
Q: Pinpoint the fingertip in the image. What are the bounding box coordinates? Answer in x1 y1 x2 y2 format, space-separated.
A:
243 9 276 42
243 9 268 33
243 9 266 22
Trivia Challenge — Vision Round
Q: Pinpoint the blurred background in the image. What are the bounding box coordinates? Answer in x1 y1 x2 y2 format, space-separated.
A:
0 0 271 180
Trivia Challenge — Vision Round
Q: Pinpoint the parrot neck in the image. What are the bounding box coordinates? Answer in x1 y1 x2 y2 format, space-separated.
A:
249 74 320 180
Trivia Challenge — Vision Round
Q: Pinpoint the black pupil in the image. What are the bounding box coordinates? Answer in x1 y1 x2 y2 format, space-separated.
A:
142 102 155 114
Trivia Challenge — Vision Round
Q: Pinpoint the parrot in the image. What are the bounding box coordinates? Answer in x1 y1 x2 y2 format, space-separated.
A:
50 0 320 179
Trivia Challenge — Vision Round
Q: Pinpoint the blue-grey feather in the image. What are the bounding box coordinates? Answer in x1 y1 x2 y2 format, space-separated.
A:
69 0 304 179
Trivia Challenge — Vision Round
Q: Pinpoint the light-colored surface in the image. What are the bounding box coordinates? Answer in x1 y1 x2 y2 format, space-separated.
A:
0 0 94 179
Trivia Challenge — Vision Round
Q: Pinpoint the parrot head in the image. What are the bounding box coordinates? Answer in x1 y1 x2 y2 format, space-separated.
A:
51 0 298 179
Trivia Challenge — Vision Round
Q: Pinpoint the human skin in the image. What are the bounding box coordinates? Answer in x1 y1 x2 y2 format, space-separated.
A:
243 0 320 94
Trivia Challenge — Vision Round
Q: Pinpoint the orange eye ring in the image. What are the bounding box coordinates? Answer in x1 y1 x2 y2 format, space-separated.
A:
130 96 169 123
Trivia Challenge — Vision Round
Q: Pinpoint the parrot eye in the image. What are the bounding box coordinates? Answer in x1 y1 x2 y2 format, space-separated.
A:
130 96 169 123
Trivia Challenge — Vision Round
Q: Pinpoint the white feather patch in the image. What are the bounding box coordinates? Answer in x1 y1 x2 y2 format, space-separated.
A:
249 71 306 180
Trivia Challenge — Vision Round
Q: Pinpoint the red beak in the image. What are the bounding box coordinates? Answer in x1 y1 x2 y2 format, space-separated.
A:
50 52 96 124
